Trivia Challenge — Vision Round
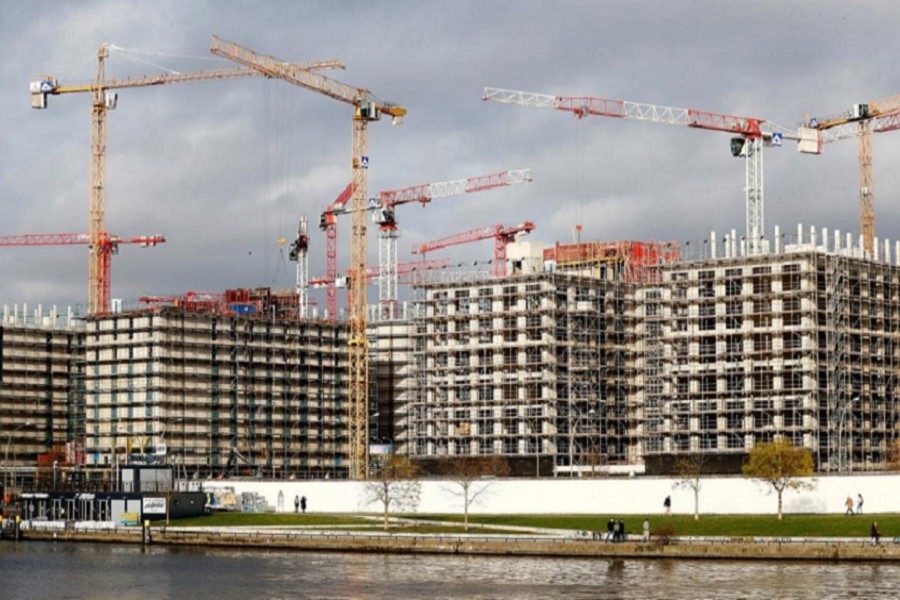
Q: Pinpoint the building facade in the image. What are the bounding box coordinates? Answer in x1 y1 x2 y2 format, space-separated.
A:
82 308 350 479
408 270 639 475
0 307 83 491
644 238 900 472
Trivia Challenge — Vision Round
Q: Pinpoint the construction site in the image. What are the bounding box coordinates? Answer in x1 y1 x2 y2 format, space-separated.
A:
4 35 900 492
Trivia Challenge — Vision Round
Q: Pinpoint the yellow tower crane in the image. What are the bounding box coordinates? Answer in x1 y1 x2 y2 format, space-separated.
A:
800 93 900 254
31 44 342 315
210 35 406 480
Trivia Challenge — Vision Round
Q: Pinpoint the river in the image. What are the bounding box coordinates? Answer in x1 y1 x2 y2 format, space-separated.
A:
1 541 898 599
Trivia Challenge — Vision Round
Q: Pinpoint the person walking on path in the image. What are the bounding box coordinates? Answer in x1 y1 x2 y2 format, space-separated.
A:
871 521 881 545
845 496 855 515
300 496 307 514
663 495 671 515
606 518 615 542
857 493 864 515
294 495 300 514
642 518 650 543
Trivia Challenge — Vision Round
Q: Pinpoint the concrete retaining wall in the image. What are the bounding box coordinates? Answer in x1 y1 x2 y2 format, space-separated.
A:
201 473 900 516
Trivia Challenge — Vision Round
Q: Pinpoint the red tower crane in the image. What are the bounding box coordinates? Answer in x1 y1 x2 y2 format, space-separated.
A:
319 169 532 319
411 221 536 276
0 232 165 304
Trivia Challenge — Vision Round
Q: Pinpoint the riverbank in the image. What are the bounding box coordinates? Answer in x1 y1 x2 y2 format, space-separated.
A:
16 524 900 562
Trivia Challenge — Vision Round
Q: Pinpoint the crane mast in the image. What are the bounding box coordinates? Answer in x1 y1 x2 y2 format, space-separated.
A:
289 214 309 319
484 87 797 256
89 45 109 317
211 36 406 480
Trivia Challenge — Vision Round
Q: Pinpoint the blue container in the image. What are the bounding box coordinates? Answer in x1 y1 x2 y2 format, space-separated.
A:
228 303 257 315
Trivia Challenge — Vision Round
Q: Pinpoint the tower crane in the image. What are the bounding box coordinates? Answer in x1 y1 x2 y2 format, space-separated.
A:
483 87 799 256
319 182 353 321
411 221 536 275
210 36 406 480
0 232 165 304
798 93 900 254
320 169 533 320
32 44 341 315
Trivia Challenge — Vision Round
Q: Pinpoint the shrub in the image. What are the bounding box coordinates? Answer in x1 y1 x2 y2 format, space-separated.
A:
654 523 676 546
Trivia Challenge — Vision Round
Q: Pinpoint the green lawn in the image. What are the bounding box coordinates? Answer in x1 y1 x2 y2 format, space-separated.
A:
167 511 900 538
166 512 517 534
168 513 370 528
413 513 900 538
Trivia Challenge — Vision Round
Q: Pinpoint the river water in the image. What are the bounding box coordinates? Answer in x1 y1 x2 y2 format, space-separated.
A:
1 541 898 599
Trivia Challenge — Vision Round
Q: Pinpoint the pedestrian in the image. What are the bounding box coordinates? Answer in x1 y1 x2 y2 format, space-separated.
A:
857 493 864 515
845 495 854 516
617 519 626 542
300 495 307 514
606 518 615 542
294 495 300 514
664 495 671 515
642 518 650 542
870 521 881 546
612 519 620 543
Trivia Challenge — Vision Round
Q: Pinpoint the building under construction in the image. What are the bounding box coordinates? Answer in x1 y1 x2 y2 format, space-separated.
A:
406 239 679 475
643 226 900 472
4 226 900 481
404 227 900 475
0 306 83 492
81 293 349 480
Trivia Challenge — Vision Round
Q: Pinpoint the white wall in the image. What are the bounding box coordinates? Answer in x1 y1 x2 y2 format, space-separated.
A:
201 474 897 516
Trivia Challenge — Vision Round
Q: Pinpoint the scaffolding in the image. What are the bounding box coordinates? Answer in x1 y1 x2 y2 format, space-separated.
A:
643 226 900 472
82 306 349 479
408 238 660 475
7 223 900 481
0 305 83 490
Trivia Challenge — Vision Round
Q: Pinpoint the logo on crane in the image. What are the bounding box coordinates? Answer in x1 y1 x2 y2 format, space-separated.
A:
361 156 369 169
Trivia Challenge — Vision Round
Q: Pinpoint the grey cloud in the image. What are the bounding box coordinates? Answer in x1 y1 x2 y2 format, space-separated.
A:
1 1 898 309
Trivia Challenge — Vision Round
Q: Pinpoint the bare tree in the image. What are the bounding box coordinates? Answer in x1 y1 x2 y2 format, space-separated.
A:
363 454 422 530
439 456 510 531
673 453 708 521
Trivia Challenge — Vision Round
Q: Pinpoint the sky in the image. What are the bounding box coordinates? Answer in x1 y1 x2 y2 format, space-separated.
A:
1 1 898 315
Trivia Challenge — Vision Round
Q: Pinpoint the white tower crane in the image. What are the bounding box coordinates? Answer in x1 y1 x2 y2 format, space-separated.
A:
483 88 798 255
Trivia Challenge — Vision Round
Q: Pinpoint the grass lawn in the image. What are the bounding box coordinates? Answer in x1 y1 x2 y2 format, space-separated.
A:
167 512 900 538
413 513 900 538
167 512 520 534
168 513 371 528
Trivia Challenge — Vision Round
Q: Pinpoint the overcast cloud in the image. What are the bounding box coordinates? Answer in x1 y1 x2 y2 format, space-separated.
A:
1 1 898 313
